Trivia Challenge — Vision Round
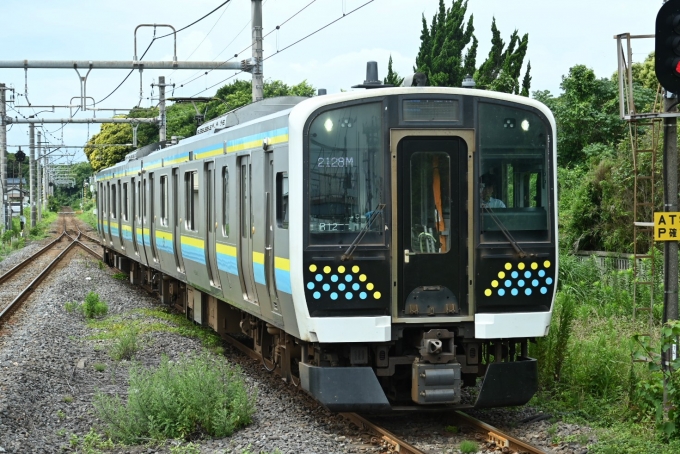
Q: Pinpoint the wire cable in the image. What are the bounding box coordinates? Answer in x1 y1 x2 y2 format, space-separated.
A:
191 0 374 96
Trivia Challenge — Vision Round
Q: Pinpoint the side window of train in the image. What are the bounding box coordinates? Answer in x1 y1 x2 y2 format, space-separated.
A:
122 183 129 221
222 167 229 237
276 172 289 229
160 176 168 226
111 185 117 219
185 171 198 231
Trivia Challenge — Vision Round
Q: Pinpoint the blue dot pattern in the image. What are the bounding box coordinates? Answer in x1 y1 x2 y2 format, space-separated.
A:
307 266 377 302
483 261 556 298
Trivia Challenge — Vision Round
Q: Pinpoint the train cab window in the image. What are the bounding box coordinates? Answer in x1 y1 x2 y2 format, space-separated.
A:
478 102 551 242
277 172 289 229
222 167 230 237
110 185 117 219
185 171 198 231
409 152 451 253
160 176 168 226
307 102 384 245
122 183 129 221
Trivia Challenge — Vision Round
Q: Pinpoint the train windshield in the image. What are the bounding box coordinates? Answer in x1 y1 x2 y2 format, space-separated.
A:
478 102 551 243
307 102 385 246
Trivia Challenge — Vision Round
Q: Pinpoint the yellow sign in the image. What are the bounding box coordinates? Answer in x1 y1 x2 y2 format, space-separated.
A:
654 212 680 241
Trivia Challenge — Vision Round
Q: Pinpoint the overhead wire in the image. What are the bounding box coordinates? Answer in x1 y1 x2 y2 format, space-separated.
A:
96 0 233 106
190 0 374 96
179 0 315 90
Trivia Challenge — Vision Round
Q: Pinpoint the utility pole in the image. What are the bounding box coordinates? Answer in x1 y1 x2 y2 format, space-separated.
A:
157 76 168 142
29 122 36 228
664 92 679 324
252 0 264 102
1 83 7 231
37 131 41 221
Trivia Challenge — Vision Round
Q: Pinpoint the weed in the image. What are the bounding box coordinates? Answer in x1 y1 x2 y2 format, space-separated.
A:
64 301 79 313
94 353 256 443
459 440 477 453
170 442 201 454
56 429 66 437
112 272 127 281
57 410 65 420
81 292 108 318
69 433 79 448
81 428 114 451
62 395 73 403
93 363 106 372
444 425 458 434
109 327 139 361
98 260 104 270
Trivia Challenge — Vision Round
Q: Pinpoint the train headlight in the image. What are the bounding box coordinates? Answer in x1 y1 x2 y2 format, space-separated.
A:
324 118 333 132
521 120 530 131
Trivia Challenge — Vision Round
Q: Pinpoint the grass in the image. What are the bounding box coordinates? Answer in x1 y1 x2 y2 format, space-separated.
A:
65 292 108 319
77 207 98 230
86 307 223 353
93 363 106 372
459 440 478 453
109 327 139 361
62 395 73 403
112 272 128 281
93 353 256 444
528 253 680 453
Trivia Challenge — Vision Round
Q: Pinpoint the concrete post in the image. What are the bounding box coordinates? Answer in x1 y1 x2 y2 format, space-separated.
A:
0 83 7 231
159 76 166 142
37 131 41 221
30 123 36 228
251 0 264 102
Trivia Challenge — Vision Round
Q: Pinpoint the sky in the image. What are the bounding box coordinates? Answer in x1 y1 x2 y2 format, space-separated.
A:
0 0 659 164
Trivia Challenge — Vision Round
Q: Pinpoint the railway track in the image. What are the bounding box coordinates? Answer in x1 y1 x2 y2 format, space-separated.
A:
219 332 546 453
0 211 103 328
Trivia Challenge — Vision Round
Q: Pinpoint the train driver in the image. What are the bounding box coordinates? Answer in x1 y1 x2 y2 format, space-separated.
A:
480 174 506 209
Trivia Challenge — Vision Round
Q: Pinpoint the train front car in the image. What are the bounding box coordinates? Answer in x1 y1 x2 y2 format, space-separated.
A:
288 87 557 411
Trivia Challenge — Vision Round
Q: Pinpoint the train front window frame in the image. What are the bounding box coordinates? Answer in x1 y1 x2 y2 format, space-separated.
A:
305 101 386 247
477 101 552 243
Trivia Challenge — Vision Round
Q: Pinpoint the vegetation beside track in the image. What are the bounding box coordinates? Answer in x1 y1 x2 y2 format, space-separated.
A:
0 209 58 262
528 254 680 453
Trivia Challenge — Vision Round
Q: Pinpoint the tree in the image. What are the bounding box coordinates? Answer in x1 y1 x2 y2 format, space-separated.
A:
475 19 530 95
414 0 477 88
384 55 404 86
414 3 528 94
84 79 315 171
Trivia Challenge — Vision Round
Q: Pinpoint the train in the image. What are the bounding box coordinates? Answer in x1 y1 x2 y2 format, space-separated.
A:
95 63 558 411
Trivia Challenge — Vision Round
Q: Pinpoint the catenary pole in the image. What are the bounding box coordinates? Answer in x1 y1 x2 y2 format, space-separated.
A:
37 131 41 221
252 0 264 102
664 92 679 324
0 83 7 231
29 123 35 228
159 76 166 142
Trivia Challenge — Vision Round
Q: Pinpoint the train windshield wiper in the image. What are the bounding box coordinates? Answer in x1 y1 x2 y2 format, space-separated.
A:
483 206 527 259
341 203 386 261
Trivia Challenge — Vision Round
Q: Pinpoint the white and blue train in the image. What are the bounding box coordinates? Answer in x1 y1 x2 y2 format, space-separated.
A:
96 65 558 411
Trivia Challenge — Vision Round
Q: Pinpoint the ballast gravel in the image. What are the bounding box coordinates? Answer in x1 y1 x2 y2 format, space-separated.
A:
0 237 594 454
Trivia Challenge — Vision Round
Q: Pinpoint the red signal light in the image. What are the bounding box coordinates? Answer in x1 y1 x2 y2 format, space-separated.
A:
676 60 680 75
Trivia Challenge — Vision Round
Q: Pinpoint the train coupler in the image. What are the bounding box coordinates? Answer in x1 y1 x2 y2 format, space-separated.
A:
411 359 462 404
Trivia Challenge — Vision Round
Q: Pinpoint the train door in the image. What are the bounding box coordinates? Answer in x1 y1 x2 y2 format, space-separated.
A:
148 172 158 263
238 155 258 303
265 156 282 317
115 181 123 248
172 168 184 273
205 162 221 288
131 177 139 255
395 134 469 319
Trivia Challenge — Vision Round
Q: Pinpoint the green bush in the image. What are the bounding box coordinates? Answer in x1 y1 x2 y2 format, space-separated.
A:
94 353 256 443
81 291 108 318
109 327 139 361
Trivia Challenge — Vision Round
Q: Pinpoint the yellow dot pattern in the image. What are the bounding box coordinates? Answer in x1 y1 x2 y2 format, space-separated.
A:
373 291 381 299
483 260 555 297
359 274 367 282
367 283 374 291
309 264 317 272
323 266 331 274
338 266 346 273
352 266 360 273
